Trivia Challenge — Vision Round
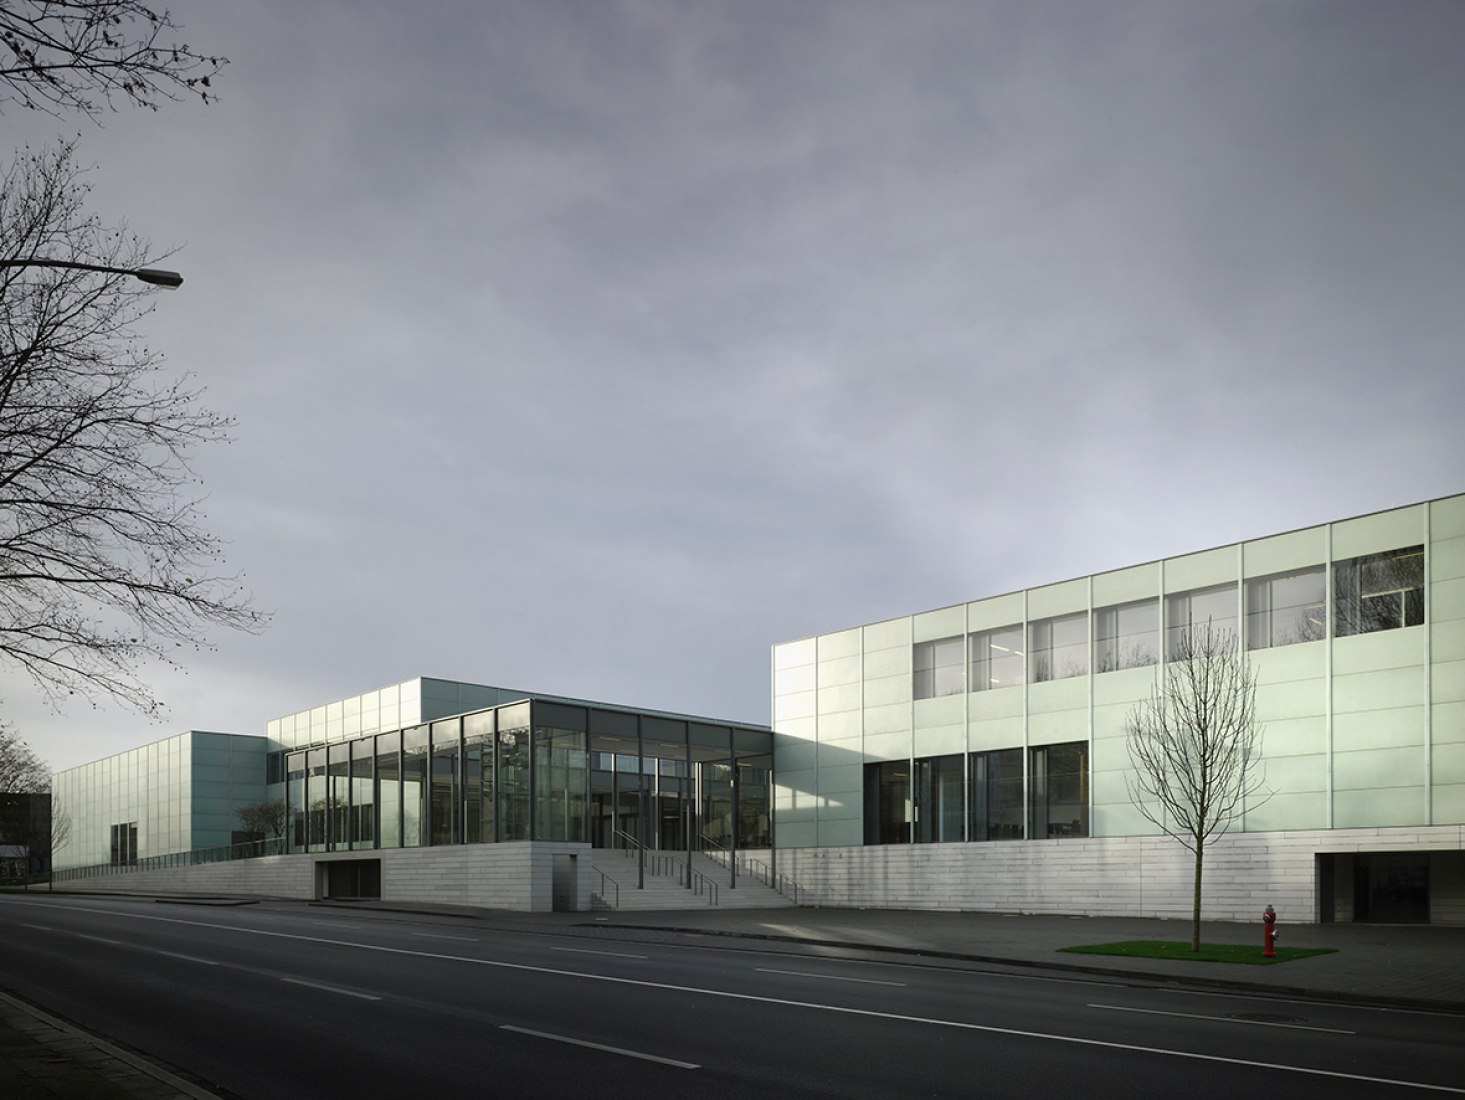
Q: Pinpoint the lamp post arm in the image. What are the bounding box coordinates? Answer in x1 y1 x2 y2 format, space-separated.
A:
0 258 183 288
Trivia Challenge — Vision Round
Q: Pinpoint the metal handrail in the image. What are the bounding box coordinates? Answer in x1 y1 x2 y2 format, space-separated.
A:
50 835 287 883
697 834 802 905
612 828 718 905
593 868 619 909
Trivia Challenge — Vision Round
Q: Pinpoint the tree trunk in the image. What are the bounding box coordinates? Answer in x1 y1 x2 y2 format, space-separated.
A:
1191 840 1204 952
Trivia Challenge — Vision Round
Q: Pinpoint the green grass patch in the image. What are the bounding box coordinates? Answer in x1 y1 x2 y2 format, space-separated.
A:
1060 940 1337 965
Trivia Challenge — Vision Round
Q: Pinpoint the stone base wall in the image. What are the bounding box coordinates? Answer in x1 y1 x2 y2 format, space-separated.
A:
52 841 593 913
761 825 1465 923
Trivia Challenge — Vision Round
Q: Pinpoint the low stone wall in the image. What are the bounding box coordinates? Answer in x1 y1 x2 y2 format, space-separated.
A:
761 825 1465 923
52 841 594 913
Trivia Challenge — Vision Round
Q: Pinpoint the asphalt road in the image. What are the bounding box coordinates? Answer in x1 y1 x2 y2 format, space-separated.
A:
1 895 1461 1098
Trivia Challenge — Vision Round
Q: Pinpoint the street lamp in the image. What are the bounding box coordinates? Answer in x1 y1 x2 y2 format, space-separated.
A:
0 258 183 288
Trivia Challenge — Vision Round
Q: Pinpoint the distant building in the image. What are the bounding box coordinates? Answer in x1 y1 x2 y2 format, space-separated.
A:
771 492 1464 924
0 792 51 880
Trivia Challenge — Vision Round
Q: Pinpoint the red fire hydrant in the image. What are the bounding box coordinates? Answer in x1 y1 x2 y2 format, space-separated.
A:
1262 904 1278 958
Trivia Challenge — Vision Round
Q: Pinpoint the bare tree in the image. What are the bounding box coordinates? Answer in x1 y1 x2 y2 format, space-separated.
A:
236 799 287 843
0 139 266 713
1125 620 1269 952
0 1 225 118
0 719 49 790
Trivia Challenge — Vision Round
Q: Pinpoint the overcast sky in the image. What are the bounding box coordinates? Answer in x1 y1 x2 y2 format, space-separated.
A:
5 1 1463 774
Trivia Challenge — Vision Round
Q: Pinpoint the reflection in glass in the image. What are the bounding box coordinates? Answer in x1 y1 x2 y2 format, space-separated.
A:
970 625 1024 691
376 733 401 849
1094 599 1159 672
533 725 587 842
498 722 531 841
402 725 428 848
915 754 963 842
1246 567 1326 649
863 760 910 844
971 748 1023 840
1030 742 1088 838
913 636 965 699
1166 584 1238 658
463 711 494 844
350 741 375 849
1335 546 1424 637
1030 613 1089 682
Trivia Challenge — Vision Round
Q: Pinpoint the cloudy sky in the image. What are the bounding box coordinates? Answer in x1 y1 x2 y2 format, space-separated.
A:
5 1 1463 774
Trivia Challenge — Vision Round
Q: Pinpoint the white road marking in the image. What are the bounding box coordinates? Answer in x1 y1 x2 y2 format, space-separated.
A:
280 977 381 1001
15 900 1464 1095
1089 1003 1355 1034
75 933 121 945
550 947 648 959
500 1024 698 1069
756 968 907 987
411 933 478 942
146 948 220 966
20 923 54 931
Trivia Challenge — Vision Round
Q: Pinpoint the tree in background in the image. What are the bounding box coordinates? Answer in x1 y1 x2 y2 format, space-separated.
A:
0 1 225 117
236 799 287 844
1125 621 1269 952
0 719 49 791
0 140 266 712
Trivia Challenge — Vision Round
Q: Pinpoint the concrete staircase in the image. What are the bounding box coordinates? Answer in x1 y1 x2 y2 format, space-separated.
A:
591 849 795 911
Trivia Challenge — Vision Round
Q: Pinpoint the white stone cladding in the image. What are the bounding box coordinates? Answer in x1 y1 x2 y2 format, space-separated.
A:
758 826 1465 924
52 841 594 912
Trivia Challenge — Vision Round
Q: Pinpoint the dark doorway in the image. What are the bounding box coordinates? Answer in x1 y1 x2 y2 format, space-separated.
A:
324 859 382 900
1354 853 1429 923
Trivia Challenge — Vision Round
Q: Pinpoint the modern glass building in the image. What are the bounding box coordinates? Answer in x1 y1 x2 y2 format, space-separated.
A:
51 731 266 870
772 492 1465 923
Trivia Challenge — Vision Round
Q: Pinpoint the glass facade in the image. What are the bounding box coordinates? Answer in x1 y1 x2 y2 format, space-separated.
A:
273 699 774 859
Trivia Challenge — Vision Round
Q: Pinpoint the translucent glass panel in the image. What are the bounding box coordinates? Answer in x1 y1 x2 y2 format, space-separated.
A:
430 720 460 846
306 750 326 851
970 625 1024 691
913 636 964 698
1094 599 1158 672
915 754 963 843
286 752 306 852
1030 612 1088 682
1246 566 1325 649
971 748 1023 840
1166 584 1238 658
1335 546 1425 637
533 725 587 843
1030 742 1088 838
327 745 349 851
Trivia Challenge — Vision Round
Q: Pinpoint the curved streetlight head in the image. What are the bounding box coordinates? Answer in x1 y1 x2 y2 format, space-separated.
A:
134 267 184 289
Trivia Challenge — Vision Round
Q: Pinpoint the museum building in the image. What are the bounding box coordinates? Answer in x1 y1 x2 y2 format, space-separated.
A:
50 493 1465 921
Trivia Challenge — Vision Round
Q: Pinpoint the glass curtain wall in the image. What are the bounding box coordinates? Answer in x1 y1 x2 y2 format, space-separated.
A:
376 732 401 849
401 725 429 848
430 719 460 847
350 740 375 849
532 704 588 843
269 703 773 858
497 703 531 841
970 749 1023 840
915 754 964 842
463 710 494 843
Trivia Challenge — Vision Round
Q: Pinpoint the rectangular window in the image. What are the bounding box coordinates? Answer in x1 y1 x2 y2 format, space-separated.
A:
463 710 494 844
430 719 460 846
914 754 964 843
1029 612 1088 682
497 716 532 842
970 625 1025 691
1246 566 1325 649
1335 546 1424 637
1029 742 1088 839
349 740 375 849
401 726 428 848
1094 599 1159 672
863 760 910 844
913 636 965 699
970 748 1023 840
109 822 138 865
1166 583 1238 658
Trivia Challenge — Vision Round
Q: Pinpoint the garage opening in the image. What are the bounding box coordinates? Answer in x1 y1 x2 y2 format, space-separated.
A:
323 859 382 900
